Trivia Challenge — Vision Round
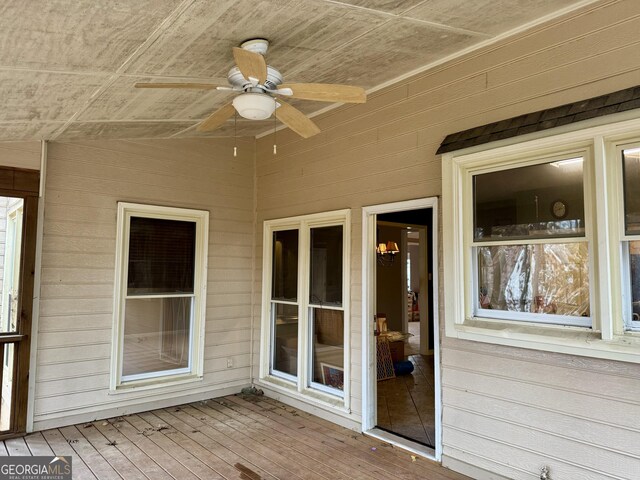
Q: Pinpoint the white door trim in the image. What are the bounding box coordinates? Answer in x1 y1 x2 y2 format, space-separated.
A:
361 197 441 461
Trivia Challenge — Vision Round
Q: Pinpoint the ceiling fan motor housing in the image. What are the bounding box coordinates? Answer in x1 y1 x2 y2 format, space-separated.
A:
227 66 283 91
240 38 269 55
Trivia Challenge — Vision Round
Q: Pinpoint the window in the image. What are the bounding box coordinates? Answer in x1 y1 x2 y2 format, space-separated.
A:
112 203 208 388
473 156 590 326
443 116 640 363
621 145 640 331
261 210 350 402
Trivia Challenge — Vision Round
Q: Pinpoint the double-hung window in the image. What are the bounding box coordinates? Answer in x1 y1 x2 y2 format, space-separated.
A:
111 203 208 389
261 210 350 402
472 154 591 327
443 116 640 363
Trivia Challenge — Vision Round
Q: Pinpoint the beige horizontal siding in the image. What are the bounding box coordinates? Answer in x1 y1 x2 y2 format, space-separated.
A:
34 137 255 427
253 0 640 477
0 141 40 170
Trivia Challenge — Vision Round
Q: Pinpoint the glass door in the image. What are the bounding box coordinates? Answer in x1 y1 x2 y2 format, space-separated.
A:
0 167 39 439
1 199 24 431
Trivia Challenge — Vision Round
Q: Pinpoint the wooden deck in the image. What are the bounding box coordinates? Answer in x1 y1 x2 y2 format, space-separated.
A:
0 394 469 479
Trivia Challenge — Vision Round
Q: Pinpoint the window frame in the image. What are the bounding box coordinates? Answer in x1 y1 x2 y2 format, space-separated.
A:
443 115 640 364
469 151 592 328
110 202 209 391
614 141 640 332
259 209 351 409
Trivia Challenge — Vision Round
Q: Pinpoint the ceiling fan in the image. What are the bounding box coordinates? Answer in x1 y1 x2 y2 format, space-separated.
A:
134 38 367 138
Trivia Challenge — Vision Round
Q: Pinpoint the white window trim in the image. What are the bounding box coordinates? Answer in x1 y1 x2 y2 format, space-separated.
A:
443 115 640 364
259 209 351 411
613 140 640 333
110 202 209 391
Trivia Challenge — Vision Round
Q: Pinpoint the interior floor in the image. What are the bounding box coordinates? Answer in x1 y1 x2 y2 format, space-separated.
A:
376 349 435 447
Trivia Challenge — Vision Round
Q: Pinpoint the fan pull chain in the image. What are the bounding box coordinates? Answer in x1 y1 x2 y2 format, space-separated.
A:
273 98 277 155
233 111 238 157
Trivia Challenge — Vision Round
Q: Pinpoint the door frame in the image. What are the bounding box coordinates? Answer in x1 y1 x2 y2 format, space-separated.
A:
0 167 40 439
361 197 441 460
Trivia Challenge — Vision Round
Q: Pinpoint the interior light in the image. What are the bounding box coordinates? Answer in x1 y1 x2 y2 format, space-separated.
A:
232 93 276 120
377 241 399 266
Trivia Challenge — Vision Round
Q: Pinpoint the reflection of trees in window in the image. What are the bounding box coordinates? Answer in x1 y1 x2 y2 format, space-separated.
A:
478 243 589 317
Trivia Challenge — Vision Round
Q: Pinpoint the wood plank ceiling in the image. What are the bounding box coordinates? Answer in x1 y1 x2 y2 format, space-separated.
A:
0 0 597 141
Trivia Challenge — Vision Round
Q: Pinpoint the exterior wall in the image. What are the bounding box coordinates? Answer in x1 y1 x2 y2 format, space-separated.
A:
0 142 40 314
254 1 640 478
0 142 40 171
33 137 255 430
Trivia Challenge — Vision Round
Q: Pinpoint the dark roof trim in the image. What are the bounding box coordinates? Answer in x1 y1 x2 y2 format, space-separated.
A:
436 85 640 154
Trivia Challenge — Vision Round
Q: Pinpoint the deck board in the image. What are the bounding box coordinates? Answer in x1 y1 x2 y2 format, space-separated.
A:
5 437 31 456
92 419 175 480
41 428 98 480
58 425 122 480
23 432 54 456
202 398 392 480
1 394 469 480
193 401 356 480
170 405 305 480
112 415 202 480
179 404 329 480
244 396 457 480
77 422 147 480
143 409 263 480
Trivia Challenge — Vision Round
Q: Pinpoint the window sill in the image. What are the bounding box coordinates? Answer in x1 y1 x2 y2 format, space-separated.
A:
110 373 203 394
450 318 640 364
257 375 348 413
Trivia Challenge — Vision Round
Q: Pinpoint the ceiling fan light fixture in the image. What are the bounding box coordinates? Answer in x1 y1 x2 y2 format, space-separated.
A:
232 93 276 120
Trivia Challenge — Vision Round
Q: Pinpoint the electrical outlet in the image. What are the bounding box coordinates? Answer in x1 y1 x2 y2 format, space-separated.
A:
226 358 233 368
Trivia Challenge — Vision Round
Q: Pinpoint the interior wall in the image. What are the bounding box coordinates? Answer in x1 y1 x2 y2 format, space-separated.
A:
253 1 640 477
33 136 255 430
375 224 403 332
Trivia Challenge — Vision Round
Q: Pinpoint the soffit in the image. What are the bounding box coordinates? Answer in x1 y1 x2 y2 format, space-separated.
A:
0 0 596 142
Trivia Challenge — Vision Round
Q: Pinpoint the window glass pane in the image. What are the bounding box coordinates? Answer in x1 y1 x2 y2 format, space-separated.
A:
623 147 640 235
473 158 585 241
272 230 298 301
127 217 196 295
311 308 344 391
310 226 343 306
628 241 640 323
1 198 24 333
272 303 298 377
123 297 191 377
477 243 589 318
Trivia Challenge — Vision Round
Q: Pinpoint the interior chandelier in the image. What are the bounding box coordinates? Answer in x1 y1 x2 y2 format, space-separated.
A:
376 241 399 266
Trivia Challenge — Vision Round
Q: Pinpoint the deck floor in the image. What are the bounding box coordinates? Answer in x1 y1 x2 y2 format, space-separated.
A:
0 394 469 479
